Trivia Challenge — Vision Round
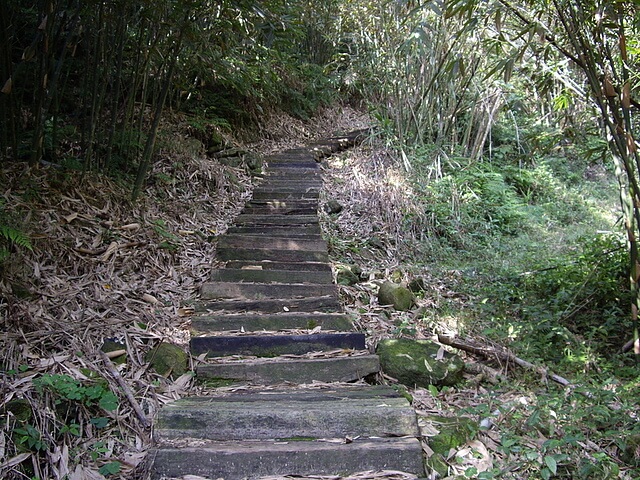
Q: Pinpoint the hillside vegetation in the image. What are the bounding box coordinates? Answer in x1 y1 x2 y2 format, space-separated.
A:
1 1 639 479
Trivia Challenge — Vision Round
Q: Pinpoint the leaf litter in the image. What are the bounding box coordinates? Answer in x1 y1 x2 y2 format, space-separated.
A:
3 104 634 479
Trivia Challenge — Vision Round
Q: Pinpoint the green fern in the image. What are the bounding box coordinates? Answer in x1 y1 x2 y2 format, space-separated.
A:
0 225 32 252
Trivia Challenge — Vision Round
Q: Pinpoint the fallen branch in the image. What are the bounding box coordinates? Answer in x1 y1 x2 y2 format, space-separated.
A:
99 350 150 429
437 334 573 388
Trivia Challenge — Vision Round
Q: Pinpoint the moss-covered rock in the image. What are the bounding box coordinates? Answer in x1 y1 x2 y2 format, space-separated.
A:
146 342 189 377
243 152 263 175
376 338 464 387
378 281 415 311
1 398 32 426
423 415 477 478
336 266 359 286
325 199 343 215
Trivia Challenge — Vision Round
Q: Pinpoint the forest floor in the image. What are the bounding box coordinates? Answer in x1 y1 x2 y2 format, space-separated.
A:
1 106 638 480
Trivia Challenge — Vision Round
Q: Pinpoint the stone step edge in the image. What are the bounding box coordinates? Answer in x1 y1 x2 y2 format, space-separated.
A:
150 437 425 480
195 354 380 385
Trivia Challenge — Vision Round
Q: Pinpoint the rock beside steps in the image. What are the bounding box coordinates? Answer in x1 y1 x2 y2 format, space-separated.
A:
150 132 426 479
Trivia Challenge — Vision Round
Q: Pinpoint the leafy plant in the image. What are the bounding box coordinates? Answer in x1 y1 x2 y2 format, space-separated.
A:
14 424 47 452
33 373 119 412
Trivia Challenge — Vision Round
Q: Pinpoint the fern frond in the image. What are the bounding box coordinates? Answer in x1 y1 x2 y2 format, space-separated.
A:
0 225 33 251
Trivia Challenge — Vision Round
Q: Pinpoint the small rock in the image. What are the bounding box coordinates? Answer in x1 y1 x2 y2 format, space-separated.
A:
243 152 263 175
368 236 385 250
324 200 343 214
336 266 359 286
146 342 189 377
408 277 426 293
378 281 415 311
376 338 465 387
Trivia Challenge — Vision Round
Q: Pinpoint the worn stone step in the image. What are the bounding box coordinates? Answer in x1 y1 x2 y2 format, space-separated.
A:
254 182 322 192
218 235 327 252
265 153 319 161
155 385 420 441
241 205 318 215
233 214 319 225
210 268 333 284
196 354 380 384
224 259 332 272
190 332 364 357
267 160 320 172
191 312 353 332
263 172 322 182
251 191 320 200
151 437 424 480
217 247 329 263
267 167 321 175
200 281 337 300
226 225 322 237
247 198 318 207
196 295 341 313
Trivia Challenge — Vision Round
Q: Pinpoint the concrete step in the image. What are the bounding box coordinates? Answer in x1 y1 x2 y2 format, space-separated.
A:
200 281 337 300
155 386 420 441
196 354 380 384
190 332 365 357
217 235 327 252
233 214 319 225
241 205 318 215
251 191 320 200
191 312 353 333
217 247 329 263
225 225 322 236
151 437 424 480
247 198 319 207
210 268 333 284
196 295 341 313
224 259 332 272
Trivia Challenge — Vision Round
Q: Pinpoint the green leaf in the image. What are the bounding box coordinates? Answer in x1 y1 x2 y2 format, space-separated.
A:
544 455 557 475
540 467 551 480
98 391 119 411
91 417 110 428
98 461 121 476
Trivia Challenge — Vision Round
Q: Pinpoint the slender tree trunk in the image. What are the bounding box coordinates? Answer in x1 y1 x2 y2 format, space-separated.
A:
132 23 187 201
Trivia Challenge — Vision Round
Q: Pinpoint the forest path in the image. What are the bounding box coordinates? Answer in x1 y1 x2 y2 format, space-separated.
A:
149 132 426 479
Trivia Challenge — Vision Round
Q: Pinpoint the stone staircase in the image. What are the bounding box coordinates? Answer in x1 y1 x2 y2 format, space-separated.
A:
150 132 426 479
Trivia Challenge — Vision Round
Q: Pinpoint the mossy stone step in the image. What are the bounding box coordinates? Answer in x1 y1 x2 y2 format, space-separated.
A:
210 268 333 284
224 259 332 271
225 225 322 237
190 332 365 357
200 281 337 300
233 214 319 225
217 235 327 252
155 385 419 441
195 354 380 384
191 312 353 332
196 295 341 313
217 247 329 263
255 178 323 187
151 437 424 480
